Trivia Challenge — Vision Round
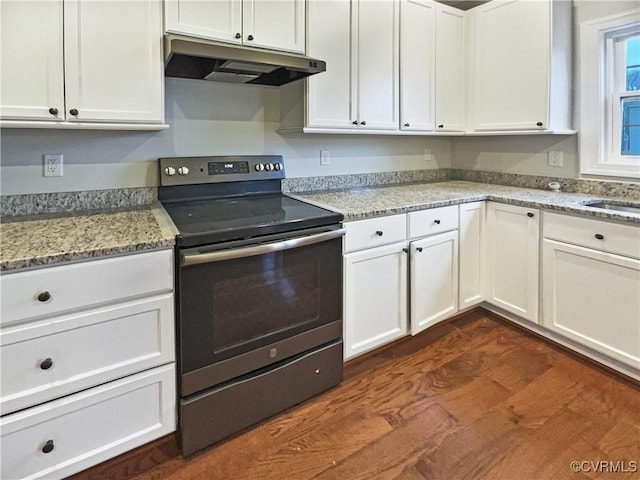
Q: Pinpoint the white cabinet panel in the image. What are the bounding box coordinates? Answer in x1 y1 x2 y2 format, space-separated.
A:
400 0 435 131
344 242 408 359
1 250 173 325
435 3 465 132
344 214 408 253
305 0 352 129
470 0 551 131
243 0 305 53
408 205 458 238
63 0 164 123
410 230 458 334
0 0 65 121
1 294 175 415
542 239 640 368
0 365 175 480
355 0 400 130
459 201 485 308
486 202 539 322
164 0 242 44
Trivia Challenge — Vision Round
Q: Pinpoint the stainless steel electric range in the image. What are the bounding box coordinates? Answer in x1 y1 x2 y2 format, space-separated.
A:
158 155 344 456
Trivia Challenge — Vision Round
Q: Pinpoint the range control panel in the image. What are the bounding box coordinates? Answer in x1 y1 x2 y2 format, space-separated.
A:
159 155 285 186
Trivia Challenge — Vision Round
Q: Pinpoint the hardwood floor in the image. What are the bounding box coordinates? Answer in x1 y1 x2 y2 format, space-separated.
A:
70 310 639 480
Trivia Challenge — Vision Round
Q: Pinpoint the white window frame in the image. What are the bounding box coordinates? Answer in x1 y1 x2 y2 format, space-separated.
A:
579 9 640 179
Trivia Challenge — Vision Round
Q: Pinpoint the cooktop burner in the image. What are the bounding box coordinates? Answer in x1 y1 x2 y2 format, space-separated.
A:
158 155 343 247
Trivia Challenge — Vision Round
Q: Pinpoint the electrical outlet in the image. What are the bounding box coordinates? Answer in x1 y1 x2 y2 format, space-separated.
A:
548 151 564 167
424 149 435 165
44 154 63 177
320 150 330 166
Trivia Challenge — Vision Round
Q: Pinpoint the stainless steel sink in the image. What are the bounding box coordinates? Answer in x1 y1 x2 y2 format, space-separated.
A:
586 202 640 214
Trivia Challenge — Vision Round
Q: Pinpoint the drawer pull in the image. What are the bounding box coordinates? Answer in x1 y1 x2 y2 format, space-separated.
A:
594 233 604 240
402 248 409 253
40 358 54 370
433 219 441 224
527 212 534 218
416 247 423 253
375 230 383 236
41 440 55 454
37 291 52 302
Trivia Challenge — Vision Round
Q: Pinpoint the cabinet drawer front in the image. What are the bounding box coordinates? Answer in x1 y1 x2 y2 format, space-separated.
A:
1 250 173 326
343 214 407 253
544 212 640 259
408 205 459 238
0 364 176 480
1 294 174 416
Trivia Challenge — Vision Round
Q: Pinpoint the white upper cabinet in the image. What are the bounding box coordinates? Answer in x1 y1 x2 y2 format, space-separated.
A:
400 0 436 132
435 2 466 132
467 0 571 132
353 0 400 130
165 0 305 54
165 0 242 45
304 0 352 129
0 0 65 122
0 0 165 128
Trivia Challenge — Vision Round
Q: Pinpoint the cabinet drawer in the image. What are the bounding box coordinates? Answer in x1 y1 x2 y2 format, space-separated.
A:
408 205 459 238
0 250 173 326
343 214 407 253
1 294 175 416
0 364 176 480
544 212 640 259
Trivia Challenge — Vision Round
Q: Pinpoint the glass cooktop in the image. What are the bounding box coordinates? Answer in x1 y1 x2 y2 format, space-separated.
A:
162 193 343 247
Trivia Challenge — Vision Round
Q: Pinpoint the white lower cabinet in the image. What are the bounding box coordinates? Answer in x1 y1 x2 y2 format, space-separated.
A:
486 202 539 323
343 213 408 360
0 250 176 480
542 213 640 369
410 230 458 334
459 201 485 308
1 364 175 480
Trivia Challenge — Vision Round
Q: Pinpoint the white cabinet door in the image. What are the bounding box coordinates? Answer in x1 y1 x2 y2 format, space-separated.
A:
354 0 400 130
400 0 435 132
243 0 305 53
344 242 408 360
435 3 465 132
164 0 242 44
0 0 65 122
470 0 550 131
459 201 485 309
63 0 164 123
305 0 352 129
542 239 640 369
486 202 539 322
410 230 458 335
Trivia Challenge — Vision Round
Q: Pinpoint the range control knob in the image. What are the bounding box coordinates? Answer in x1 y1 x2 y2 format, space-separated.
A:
255 163 264 172
178 166 190 176
264 163 273 171
274 163 282 171
164 166 176 176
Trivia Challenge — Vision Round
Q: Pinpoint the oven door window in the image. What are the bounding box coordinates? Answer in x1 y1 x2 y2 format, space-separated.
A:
179 237 342 373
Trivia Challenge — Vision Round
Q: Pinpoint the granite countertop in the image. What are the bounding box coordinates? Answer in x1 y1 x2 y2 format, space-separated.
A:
291 180 640 224
0 206 177 273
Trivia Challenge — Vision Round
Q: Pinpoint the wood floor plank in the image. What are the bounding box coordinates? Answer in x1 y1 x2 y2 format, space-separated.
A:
69 313 639 480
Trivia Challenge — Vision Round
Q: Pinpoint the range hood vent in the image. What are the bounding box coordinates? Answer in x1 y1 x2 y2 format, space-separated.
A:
164 35 326 86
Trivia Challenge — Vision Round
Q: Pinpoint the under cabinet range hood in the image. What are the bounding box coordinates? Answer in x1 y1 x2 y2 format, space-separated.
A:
164 35 326 86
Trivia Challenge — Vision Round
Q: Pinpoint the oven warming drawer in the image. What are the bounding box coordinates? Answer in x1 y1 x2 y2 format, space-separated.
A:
179 340 343 456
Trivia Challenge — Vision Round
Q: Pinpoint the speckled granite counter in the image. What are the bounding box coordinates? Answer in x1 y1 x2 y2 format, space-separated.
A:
291 181 640 225
0 207 177 272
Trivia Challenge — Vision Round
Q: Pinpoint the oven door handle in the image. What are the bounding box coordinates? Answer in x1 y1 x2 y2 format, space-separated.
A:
181 228 346 266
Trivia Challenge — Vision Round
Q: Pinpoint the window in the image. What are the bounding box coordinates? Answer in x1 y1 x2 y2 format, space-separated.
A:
580 9 640 178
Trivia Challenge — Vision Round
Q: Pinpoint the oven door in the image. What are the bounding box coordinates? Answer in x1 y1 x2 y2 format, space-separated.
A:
177 227 344 395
